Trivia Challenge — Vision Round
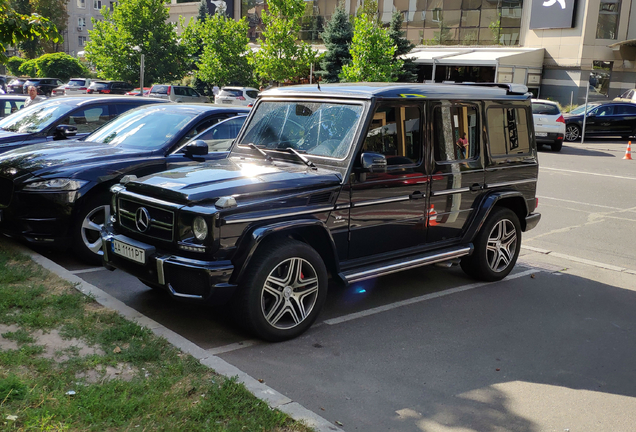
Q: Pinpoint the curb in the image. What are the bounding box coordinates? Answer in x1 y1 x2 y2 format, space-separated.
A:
10 240 343 432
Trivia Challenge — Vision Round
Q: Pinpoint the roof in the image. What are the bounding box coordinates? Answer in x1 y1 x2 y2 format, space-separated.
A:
263 82 530 100
34 95 171 107
406 47 545 68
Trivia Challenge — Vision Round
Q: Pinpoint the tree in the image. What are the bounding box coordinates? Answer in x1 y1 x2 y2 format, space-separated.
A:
195 13 254 87
0 0 60 63
356 0 378 23
388 11 417 82
8 0 66 58
85 0 186 85
316 4 352 83
5 56 25 75
18 58 37 76
340 14 401 83
35 52 89 80
253 0 318 85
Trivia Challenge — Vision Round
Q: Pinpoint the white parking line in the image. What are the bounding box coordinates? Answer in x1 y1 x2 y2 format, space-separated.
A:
537 195 628 211
541 167 636 181
323 269 539 326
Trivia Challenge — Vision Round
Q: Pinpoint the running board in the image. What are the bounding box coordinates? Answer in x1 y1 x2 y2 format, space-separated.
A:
340 245 473 284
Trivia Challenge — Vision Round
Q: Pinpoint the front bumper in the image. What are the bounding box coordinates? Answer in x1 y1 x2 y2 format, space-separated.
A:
101 229 236 304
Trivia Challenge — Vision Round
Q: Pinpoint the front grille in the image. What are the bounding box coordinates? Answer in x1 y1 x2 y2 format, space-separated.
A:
0 177 14 207
118 197 174 241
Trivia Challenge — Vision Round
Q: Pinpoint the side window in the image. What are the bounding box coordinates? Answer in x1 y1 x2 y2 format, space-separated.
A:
595 105 614 116
174 87 185 96
61 105 111 133
487 107 531 157
177 117 221 147
362 105 421 166
246 90 259 99
188 88 199 97
433 102 479 162
616 105 636 115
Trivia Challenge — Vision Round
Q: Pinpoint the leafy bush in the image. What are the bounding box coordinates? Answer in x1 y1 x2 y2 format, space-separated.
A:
5 57 25 76
18 59 38 77
35 53 89 81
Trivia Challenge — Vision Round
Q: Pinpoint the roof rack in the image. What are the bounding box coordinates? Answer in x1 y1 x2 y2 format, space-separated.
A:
456 82 529 95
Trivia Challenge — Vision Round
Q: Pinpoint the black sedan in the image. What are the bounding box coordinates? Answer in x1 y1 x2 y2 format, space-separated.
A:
7 78 29 94
0 95 167 154
0 104 249 263
564 101 636 141
23 78 64 96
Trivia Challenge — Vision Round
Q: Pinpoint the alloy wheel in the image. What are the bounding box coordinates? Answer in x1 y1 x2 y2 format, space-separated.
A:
486 219 517 273
81 204 110 256
261 257 319 330
565 125 580 141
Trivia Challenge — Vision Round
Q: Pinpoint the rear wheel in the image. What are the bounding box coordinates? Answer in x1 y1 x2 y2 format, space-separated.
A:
237 239 328 342
551 140 563 152
461 207 521 282
72 195 110 265
565 124 580 142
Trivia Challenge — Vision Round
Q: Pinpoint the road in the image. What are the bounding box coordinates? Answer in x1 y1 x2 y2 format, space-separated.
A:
24 138 636 431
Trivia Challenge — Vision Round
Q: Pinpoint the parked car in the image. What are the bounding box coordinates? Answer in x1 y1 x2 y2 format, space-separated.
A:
0 104 249 264
613 89 636 103
52 79 91 97
87 81 135 95
0 76 8 93
7 78 29 94
101 82 541 341
0 95 168 154
126 87 151 96
23 78 64 96
50 85 66 97
149 85 210 103
215 86 259 106
0 95 27 118
564 101 636 141
531 99 565 151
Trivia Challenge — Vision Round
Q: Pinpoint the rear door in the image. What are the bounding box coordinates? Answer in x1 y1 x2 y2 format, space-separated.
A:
427 101 484 244
585 104 614 135
613 104 636 137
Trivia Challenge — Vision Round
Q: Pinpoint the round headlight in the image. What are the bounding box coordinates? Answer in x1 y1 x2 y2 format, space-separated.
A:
192 216 208 241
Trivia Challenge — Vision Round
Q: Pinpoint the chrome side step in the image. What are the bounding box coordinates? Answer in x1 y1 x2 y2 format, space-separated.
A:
340 245 473 284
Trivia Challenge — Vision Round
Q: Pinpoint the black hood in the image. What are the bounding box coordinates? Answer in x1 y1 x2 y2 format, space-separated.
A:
126 158 343 205
0 130 34 144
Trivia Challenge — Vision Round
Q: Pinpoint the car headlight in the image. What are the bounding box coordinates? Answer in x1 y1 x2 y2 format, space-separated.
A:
192 216 208 241
23 178 88 191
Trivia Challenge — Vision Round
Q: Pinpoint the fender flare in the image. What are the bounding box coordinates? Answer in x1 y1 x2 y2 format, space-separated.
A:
461 191 529 244
230 219 340 284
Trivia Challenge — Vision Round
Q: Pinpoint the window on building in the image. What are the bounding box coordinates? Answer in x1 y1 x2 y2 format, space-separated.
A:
94 0 102 9
597 0 621 39
487 107 530 157
77 0 85 8
78 17 86 27
591 61 613 96
78 36 87 47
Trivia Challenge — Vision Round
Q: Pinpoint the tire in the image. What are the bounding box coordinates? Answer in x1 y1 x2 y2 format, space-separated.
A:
72 195 110 265
550 140 563 152
237 239 328 342
564 124 580 142
461 207 521 282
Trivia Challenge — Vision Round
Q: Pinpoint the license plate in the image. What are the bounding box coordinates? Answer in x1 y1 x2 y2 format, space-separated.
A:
112 239 146 264
222 100 232 104
535 132 548 137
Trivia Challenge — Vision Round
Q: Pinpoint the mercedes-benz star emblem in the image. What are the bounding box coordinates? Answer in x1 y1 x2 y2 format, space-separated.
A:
135 207 151 232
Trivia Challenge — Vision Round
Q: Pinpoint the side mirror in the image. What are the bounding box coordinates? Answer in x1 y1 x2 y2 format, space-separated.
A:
361 152 387 173
587 112 596 117
184 140 209 157
54 124 78 140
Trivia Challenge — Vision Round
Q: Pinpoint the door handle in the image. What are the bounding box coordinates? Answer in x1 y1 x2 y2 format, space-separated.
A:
409 191 425 200
469 183 482 192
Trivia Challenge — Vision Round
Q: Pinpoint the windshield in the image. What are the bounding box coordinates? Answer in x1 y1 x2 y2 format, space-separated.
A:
85 106 193 149
0 100 74 133
234 101 364 160
569 103 599 115
68 80 86 87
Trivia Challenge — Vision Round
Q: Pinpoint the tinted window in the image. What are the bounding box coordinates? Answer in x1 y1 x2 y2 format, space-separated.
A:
615 105 636 115
362 105 421 166
0 101 74 133
68 80 86 87
60 104 111 133
187 88 199 97
532 103 560 115
151 85 169 95
593 105 614 116
195 117 247 152
91 82 110 89
246 90 259 99
433 103 479 162
487 107 531 156
174 87 186 96
220 89 243 97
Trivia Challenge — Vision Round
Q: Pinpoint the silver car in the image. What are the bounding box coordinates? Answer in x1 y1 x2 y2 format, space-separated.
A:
214 86 259 106
531 99 566 152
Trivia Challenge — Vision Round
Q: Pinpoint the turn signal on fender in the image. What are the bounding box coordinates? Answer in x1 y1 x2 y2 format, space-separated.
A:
623 141 633 160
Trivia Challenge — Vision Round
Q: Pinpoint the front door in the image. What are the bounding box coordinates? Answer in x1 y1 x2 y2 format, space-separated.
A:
348 103 428 259
585 104 614 136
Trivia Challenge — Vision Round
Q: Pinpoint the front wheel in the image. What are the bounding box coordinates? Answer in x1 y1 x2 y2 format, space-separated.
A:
72 195 110 265
565 124 580 142
237 239 328 342
461 207 521 282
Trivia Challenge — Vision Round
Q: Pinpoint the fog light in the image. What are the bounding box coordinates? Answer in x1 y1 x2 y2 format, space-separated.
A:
193 216 208 241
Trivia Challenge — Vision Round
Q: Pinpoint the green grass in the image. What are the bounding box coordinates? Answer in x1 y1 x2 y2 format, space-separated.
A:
0 242 314 432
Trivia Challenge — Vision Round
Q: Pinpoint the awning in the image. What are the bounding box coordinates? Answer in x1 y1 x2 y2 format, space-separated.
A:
405 47 545 68
608 39 636 48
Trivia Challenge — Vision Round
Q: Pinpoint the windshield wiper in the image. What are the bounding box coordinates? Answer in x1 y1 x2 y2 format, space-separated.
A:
285 147 317 170
247 143 273 162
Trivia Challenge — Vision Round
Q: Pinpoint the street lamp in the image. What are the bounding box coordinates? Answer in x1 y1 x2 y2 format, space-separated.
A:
132 46 145 96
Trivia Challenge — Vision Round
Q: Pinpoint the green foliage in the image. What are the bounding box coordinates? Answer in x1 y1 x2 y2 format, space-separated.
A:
356 0 379 23
18 58 37 77
194 13 254 87
388 11 417 83
489 14 502 45
253 0 318 84
0 0 61 63
33 52 89 81
8 0 67 58
197 0 209 22
85 0 186 85
316 4 353 83
0 374 27 402
340 14 402 83
5 56 25 75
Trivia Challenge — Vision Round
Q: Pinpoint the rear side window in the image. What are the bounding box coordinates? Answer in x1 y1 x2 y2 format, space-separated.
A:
68 79 86 87
246 90 259 99
151 85 169 95
615 105 636 115
174 87 186 96
433 102 479 162
221 89 243 97
532 103 560 115
487 107 531 156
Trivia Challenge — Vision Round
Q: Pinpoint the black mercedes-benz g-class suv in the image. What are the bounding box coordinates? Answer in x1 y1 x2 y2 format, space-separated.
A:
101 83 541 341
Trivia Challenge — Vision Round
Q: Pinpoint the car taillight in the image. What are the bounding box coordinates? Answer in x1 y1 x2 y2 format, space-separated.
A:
101 89 111 93
77 87 87 91
536 198 539 208
556 115 565 123
237 96 245 100
167 87 171 95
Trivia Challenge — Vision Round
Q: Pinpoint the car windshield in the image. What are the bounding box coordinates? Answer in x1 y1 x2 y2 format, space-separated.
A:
84 106 193 149
0 100 74 133
569 103 599 115
68 80 86 87
234 101 364 160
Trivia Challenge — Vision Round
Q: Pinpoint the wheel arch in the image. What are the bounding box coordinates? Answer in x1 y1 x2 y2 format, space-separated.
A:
230 219 341 286
461 191 529 243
